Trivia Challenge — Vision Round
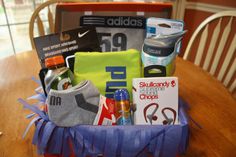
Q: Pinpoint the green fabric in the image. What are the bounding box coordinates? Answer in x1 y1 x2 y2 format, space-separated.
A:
74 49 141 98
165 59 175 76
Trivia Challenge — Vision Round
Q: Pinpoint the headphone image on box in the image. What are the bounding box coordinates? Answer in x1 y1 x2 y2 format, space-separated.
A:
143 103 159 125
162 107 177 125
143 103 177 125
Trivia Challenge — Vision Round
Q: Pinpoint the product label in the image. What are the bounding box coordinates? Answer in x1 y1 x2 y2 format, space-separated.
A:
105 66 127 98
34 27 101 70
115 100 132 125
50 70 73 91
141 49 176 67
132 77 178 125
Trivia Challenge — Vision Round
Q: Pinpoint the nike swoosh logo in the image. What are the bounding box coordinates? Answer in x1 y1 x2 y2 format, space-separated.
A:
78 30 90 38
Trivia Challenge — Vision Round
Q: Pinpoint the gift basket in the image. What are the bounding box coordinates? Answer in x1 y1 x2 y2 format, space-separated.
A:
19 2 189 157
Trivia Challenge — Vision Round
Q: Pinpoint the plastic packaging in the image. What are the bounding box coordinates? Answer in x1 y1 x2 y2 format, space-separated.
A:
114 89 132 125
44 55 74 94
142 31 186 77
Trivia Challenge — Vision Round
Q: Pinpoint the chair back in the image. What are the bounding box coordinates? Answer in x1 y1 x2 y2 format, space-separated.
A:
29 0 89 49
183 10 236 93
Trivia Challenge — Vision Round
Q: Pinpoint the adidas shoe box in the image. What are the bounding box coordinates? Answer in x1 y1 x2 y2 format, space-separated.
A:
55 2 172 52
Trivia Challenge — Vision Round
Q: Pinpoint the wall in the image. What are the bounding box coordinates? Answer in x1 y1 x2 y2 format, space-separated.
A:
180 0 236 57
178 0 236 95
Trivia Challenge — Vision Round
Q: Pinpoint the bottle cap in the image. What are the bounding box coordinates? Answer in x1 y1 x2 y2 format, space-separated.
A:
45 55 65 68
114 89 130 101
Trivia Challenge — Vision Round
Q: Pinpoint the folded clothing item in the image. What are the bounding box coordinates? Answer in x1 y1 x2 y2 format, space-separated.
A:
74 49 141 99
46 80 100 127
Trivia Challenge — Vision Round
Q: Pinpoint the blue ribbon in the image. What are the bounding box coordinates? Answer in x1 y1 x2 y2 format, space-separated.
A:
31 76 42 86
39 121 56 150
47 127 64 154
62 128 71 157
32 119 44 145
22 116 41 139
18 98 48 120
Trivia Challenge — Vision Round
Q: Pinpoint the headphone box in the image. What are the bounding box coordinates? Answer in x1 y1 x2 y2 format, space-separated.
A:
132 77 178 125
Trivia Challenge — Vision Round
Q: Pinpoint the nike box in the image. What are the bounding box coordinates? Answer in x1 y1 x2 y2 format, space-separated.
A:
55 2 172 52
34 27 101 95
34 26 101 70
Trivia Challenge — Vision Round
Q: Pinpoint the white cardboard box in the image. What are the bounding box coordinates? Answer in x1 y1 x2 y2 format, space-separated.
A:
132 77 178 125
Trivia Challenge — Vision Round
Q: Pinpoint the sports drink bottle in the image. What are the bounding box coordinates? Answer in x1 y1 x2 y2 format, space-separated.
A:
44 55 74 94
114 89 132 125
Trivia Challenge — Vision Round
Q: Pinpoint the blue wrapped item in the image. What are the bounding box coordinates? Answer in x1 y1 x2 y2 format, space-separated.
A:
18 78 189 157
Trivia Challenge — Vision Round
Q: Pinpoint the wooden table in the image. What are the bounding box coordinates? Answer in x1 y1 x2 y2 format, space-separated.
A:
0 51 235 157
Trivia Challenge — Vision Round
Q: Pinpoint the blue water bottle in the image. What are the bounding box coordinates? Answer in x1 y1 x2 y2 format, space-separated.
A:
114 89 132 125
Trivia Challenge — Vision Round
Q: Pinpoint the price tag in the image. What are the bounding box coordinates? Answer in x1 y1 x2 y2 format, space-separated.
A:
84 11 93 15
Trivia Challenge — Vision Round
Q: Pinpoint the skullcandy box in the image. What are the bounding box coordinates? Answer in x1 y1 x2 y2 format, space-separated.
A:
132 77 178 125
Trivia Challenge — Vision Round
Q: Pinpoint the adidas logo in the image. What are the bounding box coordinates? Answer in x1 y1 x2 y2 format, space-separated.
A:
106 17 144 27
